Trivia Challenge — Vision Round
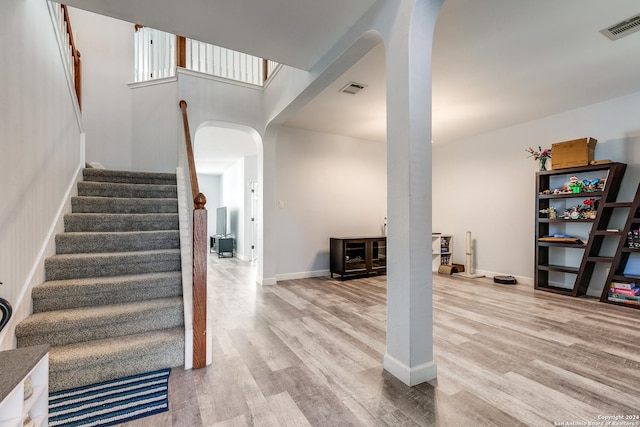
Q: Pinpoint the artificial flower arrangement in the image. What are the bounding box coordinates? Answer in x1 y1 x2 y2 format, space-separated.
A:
526 146 552 170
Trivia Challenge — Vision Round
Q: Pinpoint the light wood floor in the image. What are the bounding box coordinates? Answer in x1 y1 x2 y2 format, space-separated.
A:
122 256 640 426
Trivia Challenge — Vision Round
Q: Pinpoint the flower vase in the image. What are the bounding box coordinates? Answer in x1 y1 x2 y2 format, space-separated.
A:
539 158 547 171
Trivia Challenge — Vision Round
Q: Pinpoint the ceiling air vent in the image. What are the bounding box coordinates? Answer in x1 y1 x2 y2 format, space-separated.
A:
340 82 367 95
600 14 640 41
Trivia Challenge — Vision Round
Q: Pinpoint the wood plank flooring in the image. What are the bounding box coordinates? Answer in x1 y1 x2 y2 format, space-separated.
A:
121 256 640 426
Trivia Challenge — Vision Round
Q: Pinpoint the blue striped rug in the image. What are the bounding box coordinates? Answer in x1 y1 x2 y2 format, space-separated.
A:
48 369 171 427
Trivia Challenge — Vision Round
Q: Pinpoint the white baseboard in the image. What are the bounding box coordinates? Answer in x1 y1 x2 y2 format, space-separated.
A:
258 277 277 286
383 353 437 386
257 269 329 286
275 269 330 282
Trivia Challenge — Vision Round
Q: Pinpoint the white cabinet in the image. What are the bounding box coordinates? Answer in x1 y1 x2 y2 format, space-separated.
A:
0 345 49 427
432 233 453 272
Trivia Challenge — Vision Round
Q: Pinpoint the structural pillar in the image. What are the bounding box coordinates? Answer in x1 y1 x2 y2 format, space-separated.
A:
383 0 443 386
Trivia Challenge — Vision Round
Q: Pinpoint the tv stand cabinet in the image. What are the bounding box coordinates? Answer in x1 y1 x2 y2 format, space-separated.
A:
330 237 386 279
210 236 233 258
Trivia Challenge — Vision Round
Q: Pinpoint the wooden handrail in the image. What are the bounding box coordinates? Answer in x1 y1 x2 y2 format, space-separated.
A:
179 100 208 369
61 5 82 109
179 100 202 202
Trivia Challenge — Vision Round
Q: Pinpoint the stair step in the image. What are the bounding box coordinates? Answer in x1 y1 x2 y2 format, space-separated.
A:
72 196 178 214
83 168 177 186
32 271 183 312
64 213 179 232
16 297 184 348
55 230 180 254
78 181 177 199
45 249 181 281
48 328 184 392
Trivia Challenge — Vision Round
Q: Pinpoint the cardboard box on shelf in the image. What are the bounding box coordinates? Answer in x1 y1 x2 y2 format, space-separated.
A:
551 137 597 169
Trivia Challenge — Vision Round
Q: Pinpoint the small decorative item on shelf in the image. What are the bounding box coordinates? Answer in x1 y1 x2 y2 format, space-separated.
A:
628 229 640 248
582 178 600 192
569 207 581 219
526 146 552 171
568 176 583 193
582 198 599 219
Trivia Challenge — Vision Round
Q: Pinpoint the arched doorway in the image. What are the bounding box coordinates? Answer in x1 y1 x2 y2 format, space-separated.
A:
193 122 261 263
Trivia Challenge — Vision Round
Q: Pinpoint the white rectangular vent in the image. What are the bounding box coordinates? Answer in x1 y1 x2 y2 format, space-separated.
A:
340 82 367 95
600 14 640 40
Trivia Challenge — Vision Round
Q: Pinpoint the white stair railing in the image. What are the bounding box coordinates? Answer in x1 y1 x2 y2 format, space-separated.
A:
50 4 74 84
134 27 278 86
134 27 176 81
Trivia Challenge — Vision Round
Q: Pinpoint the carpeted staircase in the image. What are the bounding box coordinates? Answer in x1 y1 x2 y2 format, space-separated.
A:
16 168 185 392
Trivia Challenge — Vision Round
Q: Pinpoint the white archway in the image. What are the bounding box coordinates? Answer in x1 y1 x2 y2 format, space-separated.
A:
193 121 262 263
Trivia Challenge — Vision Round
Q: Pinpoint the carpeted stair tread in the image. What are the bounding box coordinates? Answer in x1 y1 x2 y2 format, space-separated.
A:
55 230 180 254
48 328 184 392
16 297 184 347
32 271 183 312
83 168 177 185
64 213 179 232
45 249 181 281
78 181 177 199
71 196 178 214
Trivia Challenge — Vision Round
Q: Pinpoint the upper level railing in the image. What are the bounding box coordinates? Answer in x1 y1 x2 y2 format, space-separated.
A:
51 4 82 108
135 27 279 86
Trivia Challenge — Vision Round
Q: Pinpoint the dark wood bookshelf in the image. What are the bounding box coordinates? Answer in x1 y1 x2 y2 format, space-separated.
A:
535 163 627 296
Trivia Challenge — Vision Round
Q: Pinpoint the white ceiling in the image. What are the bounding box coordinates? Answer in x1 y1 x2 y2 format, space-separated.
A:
64 0 640 163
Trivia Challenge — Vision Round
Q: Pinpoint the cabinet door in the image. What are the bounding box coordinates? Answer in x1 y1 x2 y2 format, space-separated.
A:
344 240 368 274
370 239 386 272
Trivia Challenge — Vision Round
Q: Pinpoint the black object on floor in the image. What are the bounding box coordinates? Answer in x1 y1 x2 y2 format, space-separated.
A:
494 275 517 285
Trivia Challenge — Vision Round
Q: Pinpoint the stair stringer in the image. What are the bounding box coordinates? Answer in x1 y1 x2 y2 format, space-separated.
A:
176 167 195 369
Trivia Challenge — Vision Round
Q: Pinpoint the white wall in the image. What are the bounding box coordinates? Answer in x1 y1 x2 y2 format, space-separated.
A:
0 0 83 350
196 173 222 247
71 8 180 173
221 158 245 259
275 127 387 279
130 80 180 172
244 155 258 260
433 90 640 294
69 8 134 170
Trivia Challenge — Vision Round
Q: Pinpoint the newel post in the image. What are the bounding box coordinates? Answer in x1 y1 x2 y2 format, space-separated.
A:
192 192 207 369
